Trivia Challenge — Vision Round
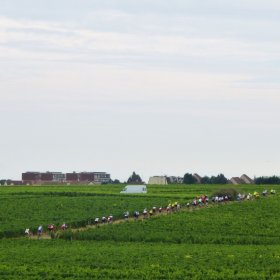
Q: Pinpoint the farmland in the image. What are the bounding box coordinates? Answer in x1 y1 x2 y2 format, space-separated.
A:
0 184 280 279
2 240 280 279
59 197 280 245
0 184 239 236
0 184 194 237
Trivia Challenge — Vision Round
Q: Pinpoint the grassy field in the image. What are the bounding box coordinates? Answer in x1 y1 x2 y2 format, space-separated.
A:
0 184 280 279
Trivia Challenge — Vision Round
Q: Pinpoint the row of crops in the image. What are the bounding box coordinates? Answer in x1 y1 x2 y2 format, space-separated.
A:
0 193 182 237
0 184 200 237
59 196 280 245
1 237 280 279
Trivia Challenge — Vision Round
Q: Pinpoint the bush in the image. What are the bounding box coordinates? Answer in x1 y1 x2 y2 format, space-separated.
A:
212 188 239 200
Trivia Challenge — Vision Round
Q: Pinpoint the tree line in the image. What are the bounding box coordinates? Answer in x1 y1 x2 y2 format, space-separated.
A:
109 172 280 185
254 176 280 185
183 173 280 185
183 173 228 184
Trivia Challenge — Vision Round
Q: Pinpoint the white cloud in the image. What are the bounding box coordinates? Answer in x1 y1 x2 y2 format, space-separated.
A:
0 4 280 180
0 16 275 63
1 15 279 106
0 16 67 32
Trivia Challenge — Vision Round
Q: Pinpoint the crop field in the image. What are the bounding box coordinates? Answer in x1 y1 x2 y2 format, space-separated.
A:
60 197 280 245
0 184 280 279
2 240 280 280
0 183 243 236
0 184 201 237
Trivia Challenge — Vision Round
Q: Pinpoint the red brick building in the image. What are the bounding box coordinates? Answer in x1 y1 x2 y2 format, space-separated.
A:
22 172 41 185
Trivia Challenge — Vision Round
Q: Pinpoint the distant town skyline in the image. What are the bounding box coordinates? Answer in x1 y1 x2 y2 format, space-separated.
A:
0 1 279 182
0 169 277 184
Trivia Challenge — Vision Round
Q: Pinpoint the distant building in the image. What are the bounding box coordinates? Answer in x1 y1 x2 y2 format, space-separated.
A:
148 176 168 185
65 172 111 184
22 172 41 185
168 176 183 184
240 174 254 184
66 172 80 182
79 172 95 182
9 180 24 186
23 171 110 185
148 175 184 185
0 180 23 186
193 173 202 183
41 172 66 183
121 185 147 194
230 177 245 185
93 172 111 184
230 175 255 185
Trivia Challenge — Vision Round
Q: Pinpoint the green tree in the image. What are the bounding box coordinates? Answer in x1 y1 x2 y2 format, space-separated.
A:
112 179 121 184
214 174 228 184
127 172 143 184
209 174 228 184
0 180 6 186
255 176 280 185
183 173 196 184
201 176 211 184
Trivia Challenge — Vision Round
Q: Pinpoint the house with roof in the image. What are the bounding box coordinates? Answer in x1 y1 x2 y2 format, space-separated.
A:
148 176 168 185
240 174 254 184
230 177 245 185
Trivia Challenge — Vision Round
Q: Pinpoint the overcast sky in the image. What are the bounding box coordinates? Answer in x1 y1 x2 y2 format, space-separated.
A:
0 0 279 181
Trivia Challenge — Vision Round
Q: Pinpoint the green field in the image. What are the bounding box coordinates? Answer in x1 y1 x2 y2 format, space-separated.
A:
0 184 280 279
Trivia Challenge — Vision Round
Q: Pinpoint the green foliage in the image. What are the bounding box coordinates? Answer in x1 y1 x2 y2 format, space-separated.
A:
209 174 228 184
212 174 228 184
255 176 280 185
183 173 196 184
112 179 121 184
212 188 239 200
0 179 7 186
195 174 228 184
127 172 143 184
0 192 174 238
59 197 280 245
0 183 277 238
1 239 280 279
201 176 211 184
